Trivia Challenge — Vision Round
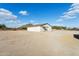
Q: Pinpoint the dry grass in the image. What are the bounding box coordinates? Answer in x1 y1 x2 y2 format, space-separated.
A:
0 30 79 56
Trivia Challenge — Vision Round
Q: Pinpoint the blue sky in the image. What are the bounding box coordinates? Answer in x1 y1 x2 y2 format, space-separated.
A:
0 3 79 28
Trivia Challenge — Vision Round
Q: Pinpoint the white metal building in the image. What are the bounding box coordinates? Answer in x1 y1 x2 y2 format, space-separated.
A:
27 23 52 32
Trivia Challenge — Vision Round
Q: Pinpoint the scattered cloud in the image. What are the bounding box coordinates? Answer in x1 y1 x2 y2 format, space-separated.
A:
7 19 29 28
0 8 17 20
57 3 79 22
52 23 64 26
30 20 35 23
0 8 25 28
19 10 28 15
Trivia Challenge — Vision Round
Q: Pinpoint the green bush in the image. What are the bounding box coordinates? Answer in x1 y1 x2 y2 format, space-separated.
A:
52 26 66 30
0 24 6 30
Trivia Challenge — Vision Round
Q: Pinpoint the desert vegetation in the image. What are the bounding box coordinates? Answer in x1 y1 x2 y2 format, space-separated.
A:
0 24 7 30
0 24 79 31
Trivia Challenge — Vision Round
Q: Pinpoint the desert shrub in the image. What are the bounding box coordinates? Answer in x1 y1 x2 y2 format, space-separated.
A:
52 26 66 30
0 24 6 30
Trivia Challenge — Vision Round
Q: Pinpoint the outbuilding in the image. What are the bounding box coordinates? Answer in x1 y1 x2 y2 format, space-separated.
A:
27 23 52 32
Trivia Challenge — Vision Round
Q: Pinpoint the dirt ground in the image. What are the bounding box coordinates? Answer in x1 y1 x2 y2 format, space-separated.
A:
0 30 79 56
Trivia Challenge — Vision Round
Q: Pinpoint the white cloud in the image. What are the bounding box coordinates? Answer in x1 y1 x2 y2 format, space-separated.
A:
0 8 23 28
5 20 27 28
19 10 28 15
30 20 35 23
52 23 64 26
0 8 17 20
0 8 28 28
57 3 79 22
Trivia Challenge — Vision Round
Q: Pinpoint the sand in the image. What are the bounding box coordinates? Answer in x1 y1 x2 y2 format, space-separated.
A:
0 30 79 56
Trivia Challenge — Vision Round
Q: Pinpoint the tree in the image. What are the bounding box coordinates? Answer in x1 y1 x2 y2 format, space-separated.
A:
52 26 66 30
0 24 6 30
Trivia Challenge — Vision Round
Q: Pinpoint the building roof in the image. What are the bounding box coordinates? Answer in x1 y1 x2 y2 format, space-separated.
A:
19 23 52 29
27 23 51 27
